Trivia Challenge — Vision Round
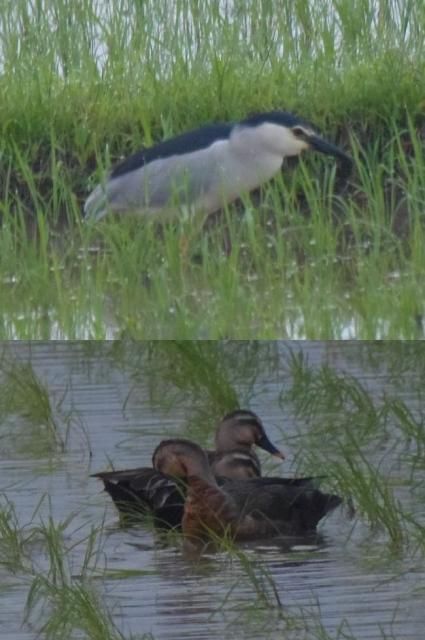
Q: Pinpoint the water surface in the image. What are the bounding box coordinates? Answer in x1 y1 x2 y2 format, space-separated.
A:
0 341 423 639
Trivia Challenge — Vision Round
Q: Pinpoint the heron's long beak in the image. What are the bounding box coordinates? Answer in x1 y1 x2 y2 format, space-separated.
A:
257 433 285 459
308 134 352 167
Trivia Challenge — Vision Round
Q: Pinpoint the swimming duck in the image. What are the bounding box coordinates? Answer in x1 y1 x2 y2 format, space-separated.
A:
92 409 284 523
153 438 342 549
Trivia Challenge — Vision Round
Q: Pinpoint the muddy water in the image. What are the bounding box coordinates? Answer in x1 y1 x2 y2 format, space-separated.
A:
0 342 424 639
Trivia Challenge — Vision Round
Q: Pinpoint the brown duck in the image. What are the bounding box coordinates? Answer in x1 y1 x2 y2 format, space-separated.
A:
153 438 342 549
92 409 284 525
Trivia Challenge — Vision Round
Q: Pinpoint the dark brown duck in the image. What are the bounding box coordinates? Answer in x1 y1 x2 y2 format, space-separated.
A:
153 438 342 549
92 409 284 524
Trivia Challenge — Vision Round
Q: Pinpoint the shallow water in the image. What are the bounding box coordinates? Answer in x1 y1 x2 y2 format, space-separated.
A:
3 308 418 340
0 342 424 639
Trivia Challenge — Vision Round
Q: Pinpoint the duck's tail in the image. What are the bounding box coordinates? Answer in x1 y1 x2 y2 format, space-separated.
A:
307 490 342 529
91 468 185 528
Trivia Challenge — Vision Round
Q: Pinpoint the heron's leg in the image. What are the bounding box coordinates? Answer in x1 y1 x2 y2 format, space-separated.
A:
202 207 234 256
177 205 201 264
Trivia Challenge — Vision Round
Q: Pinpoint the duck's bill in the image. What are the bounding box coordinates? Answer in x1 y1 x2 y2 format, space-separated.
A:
257 433 285 459
308 135 352 166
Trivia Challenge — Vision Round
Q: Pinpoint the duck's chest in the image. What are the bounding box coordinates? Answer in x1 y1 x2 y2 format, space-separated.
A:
182 480 237 539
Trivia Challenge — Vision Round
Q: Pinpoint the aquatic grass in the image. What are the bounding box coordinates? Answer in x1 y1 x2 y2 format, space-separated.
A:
329 443 407 551
0 492 148 639
381 398 425 458
213 539 366 639
25 515 147 640
228 546 282 610
281 349 382 444
288 355 425 468
0 357 63 452
123 341 275 439
26 579 129 640
278 349 425 551
134 341 239 415
174 517 284 610
0 352 91 455
208 534 284 609
0 497 32 573
288 412 412 551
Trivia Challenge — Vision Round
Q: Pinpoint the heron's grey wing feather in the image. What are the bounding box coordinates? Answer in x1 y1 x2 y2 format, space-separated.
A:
85 143 229 219
106 151 220 213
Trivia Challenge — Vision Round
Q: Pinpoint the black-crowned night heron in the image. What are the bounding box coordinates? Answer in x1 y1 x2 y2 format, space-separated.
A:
84 111 351 222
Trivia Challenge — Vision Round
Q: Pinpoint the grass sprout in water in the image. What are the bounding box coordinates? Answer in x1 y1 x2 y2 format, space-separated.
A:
25 515 147 640
280 351 424 553
0 497 32 573
0 493 153 640
0 359 63 452
128 341 273 440
0 353 90 457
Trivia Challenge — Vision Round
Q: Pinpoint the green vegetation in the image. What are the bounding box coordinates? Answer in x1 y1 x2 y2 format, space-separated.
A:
0 358 62 451
0 497 32 572
1 1 425 338
25 518 135 640
281 348 425 555
0 353 87 456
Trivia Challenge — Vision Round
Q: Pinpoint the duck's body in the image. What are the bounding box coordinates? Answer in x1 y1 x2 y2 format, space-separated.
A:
92 409 283 522
92 465 332 533
183 474 339 542
153 439 342 548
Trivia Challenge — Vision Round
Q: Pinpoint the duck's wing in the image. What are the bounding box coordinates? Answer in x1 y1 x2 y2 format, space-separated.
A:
224 476 342 536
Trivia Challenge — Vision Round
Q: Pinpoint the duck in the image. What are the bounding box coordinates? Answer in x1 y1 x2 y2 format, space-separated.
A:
92 409 284 524
153 438 342 549
209 409 284 478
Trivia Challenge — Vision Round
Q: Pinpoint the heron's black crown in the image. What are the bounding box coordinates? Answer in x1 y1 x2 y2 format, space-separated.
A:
241 111 312 130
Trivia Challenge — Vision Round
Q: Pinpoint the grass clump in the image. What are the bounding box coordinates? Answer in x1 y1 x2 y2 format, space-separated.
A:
142 341 240 414
0 357 64 452
0 351 83 458
0 494 149 640
382 398 425 458
281 347 425 553
123 341 277 441
0 497 32 573
0 350 90 456
25 516 145 640
282 349 381 444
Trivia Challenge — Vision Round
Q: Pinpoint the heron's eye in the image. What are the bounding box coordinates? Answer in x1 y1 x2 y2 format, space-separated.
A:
292 127 305 137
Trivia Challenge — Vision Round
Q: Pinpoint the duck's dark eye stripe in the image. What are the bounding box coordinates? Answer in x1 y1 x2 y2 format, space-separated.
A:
234 417 262 428
221 409 256 421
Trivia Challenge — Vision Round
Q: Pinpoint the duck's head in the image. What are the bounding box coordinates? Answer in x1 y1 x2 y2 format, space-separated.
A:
215 409 285 459
152 438 215 483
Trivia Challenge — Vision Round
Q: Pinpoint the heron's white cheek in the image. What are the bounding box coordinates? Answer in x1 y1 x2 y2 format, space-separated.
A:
286 138 310 157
